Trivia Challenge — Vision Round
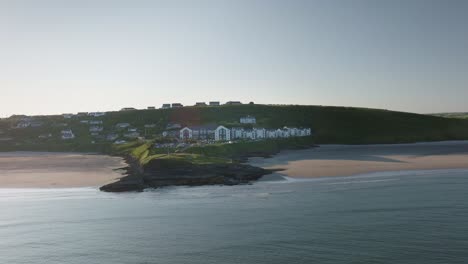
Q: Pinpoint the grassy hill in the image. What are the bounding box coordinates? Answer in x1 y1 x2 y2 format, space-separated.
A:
104 104 468 144
1 104 468 154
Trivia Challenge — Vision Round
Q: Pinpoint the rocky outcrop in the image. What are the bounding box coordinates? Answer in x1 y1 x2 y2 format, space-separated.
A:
100 157 273 192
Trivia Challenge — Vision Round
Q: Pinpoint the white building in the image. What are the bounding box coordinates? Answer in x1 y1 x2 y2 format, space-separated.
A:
89 126 103 132
61 129 75 140
179 124 217 140
240 115 256 124
266 129 277 138
89 120 103 125
166 123 182 130
116 123 130 129
178 121 311 142
180 127 193 139
215 126 231 141
255 128 266 139
231 127 244 139
242 130 256 140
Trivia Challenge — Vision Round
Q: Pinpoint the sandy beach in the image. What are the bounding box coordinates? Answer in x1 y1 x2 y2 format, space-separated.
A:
249 141 468 178
0 152 126 188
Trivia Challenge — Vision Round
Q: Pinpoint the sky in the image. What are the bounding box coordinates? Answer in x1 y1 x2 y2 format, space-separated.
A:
1 0 467 117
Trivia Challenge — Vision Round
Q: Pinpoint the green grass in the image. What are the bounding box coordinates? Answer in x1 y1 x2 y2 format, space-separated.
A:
142 153 230 166
115 140 230 166
185 137 315 158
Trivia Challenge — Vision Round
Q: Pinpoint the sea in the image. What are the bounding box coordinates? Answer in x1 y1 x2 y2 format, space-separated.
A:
1 169 468 264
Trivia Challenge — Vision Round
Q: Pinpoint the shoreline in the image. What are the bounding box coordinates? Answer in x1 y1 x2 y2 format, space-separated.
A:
1 140 468 189
249 141 468 179
0 152 126 188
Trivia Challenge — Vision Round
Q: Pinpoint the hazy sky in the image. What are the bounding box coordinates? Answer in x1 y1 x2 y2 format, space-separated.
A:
1 0 467 116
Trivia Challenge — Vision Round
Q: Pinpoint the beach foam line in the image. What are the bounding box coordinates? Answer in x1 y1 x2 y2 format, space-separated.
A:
262 168 468 185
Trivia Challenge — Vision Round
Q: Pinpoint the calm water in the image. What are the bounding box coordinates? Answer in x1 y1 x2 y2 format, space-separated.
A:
1 170 468 264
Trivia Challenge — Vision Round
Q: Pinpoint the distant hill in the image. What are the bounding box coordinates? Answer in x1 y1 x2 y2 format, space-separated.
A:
432 112 468 120
1 104 468 152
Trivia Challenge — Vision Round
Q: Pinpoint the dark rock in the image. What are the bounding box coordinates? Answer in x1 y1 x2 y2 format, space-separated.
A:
100 157 273 192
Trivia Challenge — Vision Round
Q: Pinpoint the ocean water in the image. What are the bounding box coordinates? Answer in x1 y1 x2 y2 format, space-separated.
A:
1 170 468 264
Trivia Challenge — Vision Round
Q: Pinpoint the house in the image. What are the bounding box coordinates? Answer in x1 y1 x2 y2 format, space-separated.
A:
30 121 43 128
255 128 266 139
180 124 218 140
287 127 298 137
230 127 244 139
120 107 137 111
90 132 100 136
63 113 74 119
15 121 31 128
116 123 130 129
242 129 256 140
195 102 207 106
225 101 242 105
179 127 193 140
166 123 181 130
240 115 256 124
147 106 156 110
89 120 103 125
88 112 106 117
171 103 183 108
106 133 119 141
209 101 220 106
124 131 140 139
61 129 75 140
266 129 278 139
80 120 90 124
128 128 138 132
144 124 156 128
162 130 178 138
89 126 103 132
215 126 231 141
300 128 312 136
161 104 171 109
38 133 52 139
114 140 127 145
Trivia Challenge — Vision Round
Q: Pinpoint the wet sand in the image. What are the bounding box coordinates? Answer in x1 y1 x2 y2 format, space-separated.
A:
249 141 468 178
0 152 126 188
